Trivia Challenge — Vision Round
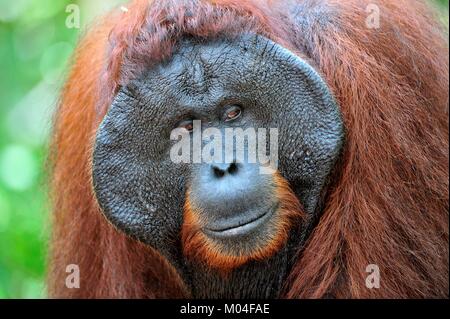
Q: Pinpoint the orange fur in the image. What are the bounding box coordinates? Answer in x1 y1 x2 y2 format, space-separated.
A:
181 173 305 270
49 0 448 298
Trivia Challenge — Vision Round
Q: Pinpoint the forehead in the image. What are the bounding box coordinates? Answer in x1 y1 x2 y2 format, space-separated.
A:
132 34 295 112
145 35 292 84
174 41 235 93
144 37 253 96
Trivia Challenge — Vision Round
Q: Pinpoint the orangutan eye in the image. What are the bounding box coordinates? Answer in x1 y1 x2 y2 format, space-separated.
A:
224 105 242 122
177 120 194 132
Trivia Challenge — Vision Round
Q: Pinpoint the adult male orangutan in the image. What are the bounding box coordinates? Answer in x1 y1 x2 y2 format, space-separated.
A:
49 0 449 298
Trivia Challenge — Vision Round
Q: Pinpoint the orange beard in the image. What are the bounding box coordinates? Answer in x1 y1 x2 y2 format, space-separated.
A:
181 172 305 271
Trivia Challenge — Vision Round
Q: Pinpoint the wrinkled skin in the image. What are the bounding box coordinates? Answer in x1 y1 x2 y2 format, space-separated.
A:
92 34 344 298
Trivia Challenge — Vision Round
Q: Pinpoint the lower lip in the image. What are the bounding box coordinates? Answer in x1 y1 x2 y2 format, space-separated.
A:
203 210 273 238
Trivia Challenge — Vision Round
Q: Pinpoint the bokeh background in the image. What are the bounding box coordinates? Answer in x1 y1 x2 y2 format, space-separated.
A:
0 0 448 299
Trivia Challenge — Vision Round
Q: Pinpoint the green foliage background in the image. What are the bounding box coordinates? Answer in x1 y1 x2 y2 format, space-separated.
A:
0 0 448 299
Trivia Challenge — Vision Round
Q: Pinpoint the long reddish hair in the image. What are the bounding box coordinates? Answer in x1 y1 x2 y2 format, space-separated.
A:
49 0 449 298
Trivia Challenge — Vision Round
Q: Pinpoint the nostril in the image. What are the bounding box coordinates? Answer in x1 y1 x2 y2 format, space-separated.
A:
227 162 238 175
213 166 225 178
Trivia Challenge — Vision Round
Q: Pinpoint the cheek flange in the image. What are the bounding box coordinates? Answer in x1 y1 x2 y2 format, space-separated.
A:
92 91 185 257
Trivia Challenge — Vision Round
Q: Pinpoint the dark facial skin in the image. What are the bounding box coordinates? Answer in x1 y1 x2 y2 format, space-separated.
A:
92 34 344 298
